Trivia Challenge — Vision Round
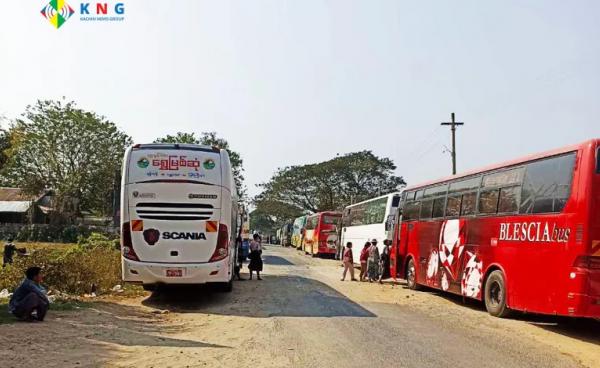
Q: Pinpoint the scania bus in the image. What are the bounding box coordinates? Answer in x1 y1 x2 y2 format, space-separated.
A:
340 193 402 263
302 211 342 257
291 215 307 250
391 139 600 318
120 143 238 292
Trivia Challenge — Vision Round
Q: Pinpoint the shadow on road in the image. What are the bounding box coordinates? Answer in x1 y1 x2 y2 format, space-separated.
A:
142 275 376 318
414 286 600 347
262 255 295 266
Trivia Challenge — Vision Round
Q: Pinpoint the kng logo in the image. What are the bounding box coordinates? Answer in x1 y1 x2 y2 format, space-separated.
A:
41 0 75 29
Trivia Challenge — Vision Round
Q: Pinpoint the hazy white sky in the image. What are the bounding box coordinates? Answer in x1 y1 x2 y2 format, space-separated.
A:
1 0 599 197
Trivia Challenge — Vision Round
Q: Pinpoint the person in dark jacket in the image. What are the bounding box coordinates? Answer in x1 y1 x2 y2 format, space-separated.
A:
378 244 391 283
248 234 263 280
3 238 17 267
9 267 49 322
234 236 245 281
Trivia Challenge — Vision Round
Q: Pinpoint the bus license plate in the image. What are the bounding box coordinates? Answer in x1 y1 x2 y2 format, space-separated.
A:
166 269 184 277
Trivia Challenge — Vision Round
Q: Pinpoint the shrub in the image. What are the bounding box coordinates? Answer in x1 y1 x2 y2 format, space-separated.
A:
0 237 122 295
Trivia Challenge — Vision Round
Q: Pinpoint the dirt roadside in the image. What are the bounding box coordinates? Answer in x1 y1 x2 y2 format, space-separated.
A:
0 245 598 368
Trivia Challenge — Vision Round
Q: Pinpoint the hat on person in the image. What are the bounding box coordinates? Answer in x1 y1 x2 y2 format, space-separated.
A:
370 238 378 243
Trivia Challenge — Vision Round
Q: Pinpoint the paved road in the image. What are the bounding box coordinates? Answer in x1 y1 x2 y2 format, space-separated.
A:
141 245 596 368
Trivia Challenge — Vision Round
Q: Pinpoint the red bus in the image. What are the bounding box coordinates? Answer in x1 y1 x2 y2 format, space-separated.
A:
302 211 342 257
390 139 600 318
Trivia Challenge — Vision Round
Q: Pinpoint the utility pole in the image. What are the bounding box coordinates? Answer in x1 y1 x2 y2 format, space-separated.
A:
441 112 464 175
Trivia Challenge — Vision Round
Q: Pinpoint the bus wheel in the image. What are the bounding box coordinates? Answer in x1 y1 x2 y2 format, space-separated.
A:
406 258 421 290
484 270 511 318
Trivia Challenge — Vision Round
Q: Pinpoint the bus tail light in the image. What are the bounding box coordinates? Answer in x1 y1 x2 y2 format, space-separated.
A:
573 256 600 269
209 224 229 262
121 221 140 261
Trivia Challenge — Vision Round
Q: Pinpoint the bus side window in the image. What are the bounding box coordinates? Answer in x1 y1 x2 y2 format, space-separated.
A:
478 190 499 214
460 192 477 216
446 195 461 217
432 197 445 218
420 199 433 219
596 147 600 174
403 201 420 221
519 152 576 214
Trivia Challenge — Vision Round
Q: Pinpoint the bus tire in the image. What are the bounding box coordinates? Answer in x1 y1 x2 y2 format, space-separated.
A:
484 270 511 318
406 258 421 290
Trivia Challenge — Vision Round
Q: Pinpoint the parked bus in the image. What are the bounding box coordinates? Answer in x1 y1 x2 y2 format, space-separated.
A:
120 143 238 292
391 139 600 318
280 222 293 247
341 193 402 263
291 215 307 249
302 211 342 257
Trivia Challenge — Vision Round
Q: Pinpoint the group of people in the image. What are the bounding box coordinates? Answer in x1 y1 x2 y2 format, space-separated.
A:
341 238 391 283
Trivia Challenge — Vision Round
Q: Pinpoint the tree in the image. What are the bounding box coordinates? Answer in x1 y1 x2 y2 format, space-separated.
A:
255 151 406 223
1 99 132 221
154 131 245 197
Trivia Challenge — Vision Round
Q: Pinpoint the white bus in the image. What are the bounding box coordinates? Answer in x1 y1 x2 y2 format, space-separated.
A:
340 192 402 263
120 143 238 292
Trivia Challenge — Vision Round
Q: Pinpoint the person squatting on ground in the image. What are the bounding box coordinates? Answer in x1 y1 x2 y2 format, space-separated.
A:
248 233 263 280
340 242 357 281
9 266 49 322
367 238 380 282
359 242 370 282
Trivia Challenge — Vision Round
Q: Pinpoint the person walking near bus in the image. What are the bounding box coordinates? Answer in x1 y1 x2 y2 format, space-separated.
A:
367 239 380 282
378 243 391 284
359 242 370 281
248 234 263 280
340 242 357 281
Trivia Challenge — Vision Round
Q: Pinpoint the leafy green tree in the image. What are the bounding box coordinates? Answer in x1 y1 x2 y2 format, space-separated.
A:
1 99 132 221
154 131 245 197
255 151 405 220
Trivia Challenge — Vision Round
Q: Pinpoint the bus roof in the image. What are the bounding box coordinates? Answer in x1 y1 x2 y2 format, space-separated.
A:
344 192 402 209
132 143 221 153
405 138 599 191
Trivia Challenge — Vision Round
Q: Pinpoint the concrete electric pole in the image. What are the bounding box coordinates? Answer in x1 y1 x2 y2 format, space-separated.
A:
441 112 464 175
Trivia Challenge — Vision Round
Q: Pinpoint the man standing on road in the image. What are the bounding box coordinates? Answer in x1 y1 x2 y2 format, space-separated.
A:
340 242 357 281
9 267 50 322
3 238 17 267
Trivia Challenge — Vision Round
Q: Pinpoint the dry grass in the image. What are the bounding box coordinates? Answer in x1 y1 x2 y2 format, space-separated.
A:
0 234 126 295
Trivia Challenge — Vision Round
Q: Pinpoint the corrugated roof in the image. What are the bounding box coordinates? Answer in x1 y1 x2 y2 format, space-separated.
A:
0 188 38 202
0 201 32 213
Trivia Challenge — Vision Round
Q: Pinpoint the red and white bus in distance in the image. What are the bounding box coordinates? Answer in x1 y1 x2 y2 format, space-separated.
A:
390 139 600 318
303 211 342 257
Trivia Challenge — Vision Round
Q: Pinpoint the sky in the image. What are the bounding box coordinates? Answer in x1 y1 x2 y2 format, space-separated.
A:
1 0 599 198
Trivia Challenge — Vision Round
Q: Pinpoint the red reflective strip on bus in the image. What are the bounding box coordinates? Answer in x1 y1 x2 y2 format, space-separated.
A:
592 241 600 256
206 221 218 233
131 220 143 232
